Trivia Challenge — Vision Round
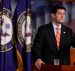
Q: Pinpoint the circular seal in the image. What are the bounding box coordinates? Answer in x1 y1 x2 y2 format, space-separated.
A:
0 8 13 52
17 10 32 52
17 11 26 47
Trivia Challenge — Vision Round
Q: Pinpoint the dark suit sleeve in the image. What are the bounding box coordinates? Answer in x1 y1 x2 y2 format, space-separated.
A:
71 32 75 47
31 27 44 62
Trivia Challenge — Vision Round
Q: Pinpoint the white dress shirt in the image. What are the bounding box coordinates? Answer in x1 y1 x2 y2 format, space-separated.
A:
52 22 61 36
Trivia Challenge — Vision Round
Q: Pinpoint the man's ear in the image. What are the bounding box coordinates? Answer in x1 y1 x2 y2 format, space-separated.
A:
51 13 55 19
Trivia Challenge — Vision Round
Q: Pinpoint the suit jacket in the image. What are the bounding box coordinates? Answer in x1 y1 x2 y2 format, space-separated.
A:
32 22 75 65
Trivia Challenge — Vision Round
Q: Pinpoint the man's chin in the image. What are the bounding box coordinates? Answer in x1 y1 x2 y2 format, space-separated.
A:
59 21 64 24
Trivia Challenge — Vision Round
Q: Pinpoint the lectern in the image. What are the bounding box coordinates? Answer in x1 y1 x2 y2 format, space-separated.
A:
33 64 75 71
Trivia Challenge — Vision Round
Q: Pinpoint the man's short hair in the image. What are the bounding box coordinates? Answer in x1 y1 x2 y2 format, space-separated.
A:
51 5 66 14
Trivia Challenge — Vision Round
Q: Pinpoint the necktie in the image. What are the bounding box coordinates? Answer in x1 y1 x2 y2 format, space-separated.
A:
56 27 60 48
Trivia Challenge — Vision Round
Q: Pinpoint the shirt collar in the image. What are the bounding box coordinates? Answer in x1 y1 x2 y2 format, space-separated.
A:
52 22 61 30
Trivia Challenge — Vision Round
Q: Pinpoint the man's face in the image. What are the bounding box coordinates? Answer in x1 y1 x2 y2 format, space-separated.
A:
52 9 66 24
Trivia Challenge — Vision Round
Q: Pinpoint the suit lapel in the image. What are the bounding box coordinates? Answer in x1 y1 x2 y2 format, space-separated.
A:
59 25 66 49
48 22 58 51
47 23 67 51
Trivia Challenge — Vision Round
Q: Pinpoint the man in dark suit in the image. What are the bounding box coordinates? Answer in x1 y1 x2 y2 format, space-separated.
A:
32 5 75 69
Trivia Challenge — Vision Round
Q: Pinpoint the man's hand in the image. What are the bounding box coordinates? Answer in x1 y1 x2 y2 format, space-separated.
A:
35 59 45 70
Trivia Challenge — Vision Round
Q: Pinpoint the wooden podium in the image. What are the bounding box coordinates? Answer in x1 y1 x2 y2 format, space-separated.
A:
33 64 75 71
33 48 75 71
